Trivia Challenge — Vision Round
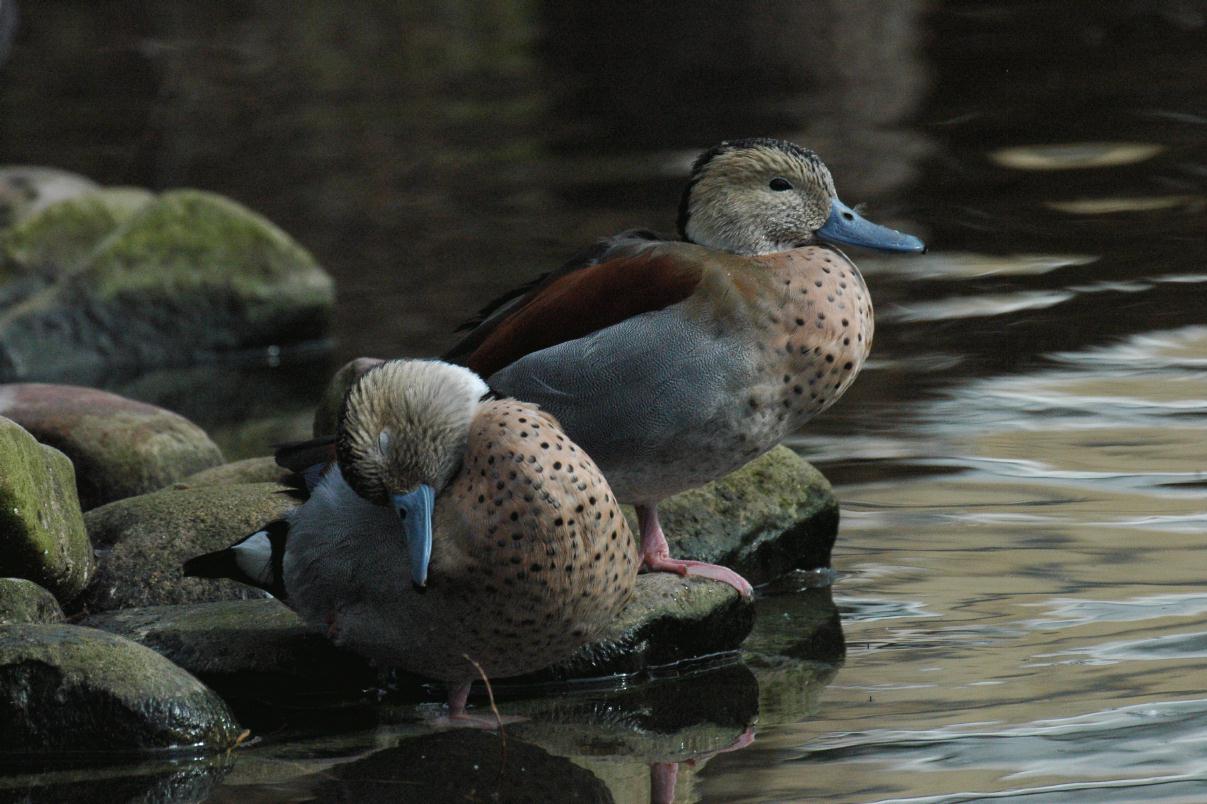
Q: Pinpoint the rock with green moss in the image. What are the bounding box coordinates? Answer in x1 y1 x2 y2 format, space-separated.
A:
84 575 752 692
0 188 154 306
536 573 754 680
0 417 94 602
0 383 225 509
77 481 303 613
0 166 98 232
0 577 65 625
643 446 839 586
85 599 376 695
180 456 290 487
0 189 335 381
0 624 241 753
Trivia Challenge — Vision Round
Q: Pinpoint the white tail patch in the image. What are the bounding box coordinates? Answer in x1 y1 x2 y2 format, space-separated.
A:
233 531 275 585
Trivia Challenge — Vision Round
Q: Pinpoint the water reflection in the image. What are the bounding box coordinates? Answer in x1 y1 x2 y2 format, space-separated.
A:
5 0 1207 800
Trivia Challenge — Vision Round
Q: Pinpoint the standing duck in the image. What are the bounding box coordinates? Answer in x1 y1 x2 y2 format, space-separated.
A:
444 138 925 597
184 359 640 720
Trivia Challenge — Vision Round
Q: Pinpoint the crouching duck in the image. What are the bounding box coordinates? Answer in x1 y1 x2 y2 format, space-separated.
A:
185 359 640 721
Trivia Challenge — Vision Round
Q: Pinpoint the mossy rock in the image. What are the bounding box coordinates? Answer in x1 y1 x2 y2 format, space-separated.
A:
522 573 753 681
0 577 65 625
0 383 225 509
180 456 291 487
0 624 241 754
84 576 752 694
640 446 840 586
78 481 304 613
0 188 154 302
85 599 376 695
0 417 94 602
0 189 335 381
0 166 98 232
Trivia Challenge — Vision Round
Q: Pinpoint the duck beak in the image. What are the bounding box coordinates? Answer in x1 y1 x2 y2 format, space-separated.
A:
816 198 926 253
392 485 435 591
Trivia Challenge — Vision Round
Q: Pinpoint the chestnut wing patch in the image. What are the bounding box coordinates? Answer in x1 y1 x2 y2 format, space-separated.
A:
450 248 703 379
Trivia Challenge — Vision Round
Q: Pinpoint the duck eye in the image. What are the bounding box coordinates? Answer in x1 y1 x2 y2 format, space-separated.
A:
769 177 793 191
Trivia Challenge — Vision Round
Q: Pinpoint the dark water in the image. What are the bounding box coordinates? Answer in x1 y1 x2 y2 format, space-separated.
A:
4 1 1207 801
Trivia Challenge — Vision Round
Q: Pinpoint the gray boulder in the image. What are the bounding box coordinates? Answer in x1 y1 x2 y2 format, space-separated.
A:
0 624 241 753
538 574 753 680
0 189 335 381
77 481 303 613
0 382 225 509
85 574 752 691
85 599 376 695
0 166 98 231
655 445 840 584
0 416 93 602
0 577 65 625
180 456 290 487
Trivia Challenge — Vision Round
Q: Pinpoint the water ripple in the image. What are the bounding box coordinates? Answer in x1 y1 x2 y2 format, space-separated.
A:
1026 594 1207 629
883 291 1075 323
797 698 1207 780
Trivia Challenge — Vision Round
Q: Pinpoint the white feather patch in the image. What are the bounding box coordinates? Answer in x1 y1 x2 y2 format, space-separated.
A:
233 531 275 584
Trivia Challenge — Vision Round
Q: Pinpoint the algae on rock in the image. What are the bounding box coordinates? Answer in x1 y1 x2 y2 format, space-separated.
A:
0 188 335 381
0 416 94 602
0 383 225 509
78 481 304 613
0 577 65 625
0 624 242 753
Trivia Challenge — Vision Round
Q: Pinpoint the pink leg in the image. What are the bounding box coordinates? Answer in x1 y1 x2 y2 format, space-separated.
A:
636 505 753 598
447 680 472 718
650 762 678 804
428 680 524 730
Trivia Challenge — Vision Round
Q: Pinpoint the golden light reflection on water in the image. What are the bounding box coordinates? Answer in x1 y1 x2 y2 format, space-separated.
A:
1046 195 1206 214
990 142 1165 171
709 322 1207 800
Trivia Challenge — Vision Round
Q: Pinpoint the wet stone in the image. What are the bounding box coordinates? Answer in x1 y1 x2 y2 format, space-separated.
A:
84 599 376 695
179 456 291 488
0 577 65 625
647 445 840 585
0 383 225 509
82 576 754 697
0 624 242 754
77 482 303 614
0 166 98 232
529 573 755 681
0 416 94 603
0 189 335 381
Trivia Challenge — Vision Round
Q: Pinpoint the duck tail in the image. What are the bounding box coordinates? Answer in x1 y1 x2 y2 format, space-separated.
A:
182 519 291 600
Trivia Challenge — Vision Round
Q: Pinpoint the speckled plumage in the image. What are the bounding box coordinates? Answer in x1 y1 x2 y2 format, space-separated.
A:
285 398 639 684
185 360 639 717
445 139 921 597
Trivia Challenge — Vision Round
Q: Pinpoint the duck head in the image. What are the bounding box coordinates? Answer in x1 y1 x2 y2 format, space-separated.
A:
337 359 489 590
677 137 925 256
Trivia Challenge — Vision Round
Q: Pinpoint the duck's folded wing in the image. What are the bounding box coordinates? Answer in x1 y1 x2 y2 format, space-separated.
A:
444 238 705 378
275 437 336 493
182 520 290 599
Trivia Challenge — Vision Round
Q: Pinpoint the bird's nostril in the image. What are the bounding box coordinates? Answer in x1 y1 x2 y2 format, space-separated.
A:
842 212 854 221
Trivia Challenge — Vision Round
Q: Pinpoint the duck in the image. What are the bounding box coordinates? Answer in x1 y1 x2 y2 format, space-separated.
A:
184 359 640 721
442 138 925 597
